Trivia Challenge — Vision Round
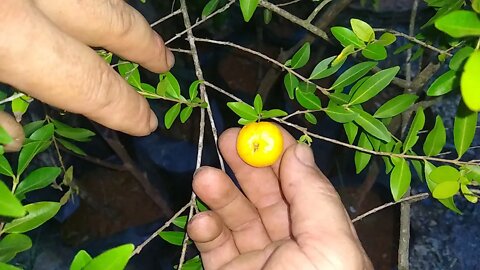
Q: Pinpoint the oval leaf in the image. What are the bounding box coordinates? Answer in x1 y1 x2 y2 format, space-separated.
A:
240 0 259 22
202 0 219 18
351 107 392 142
403 107 425 153
432 181 460 199
3 202 61 233
15 167 61 198
454 100 478 158
435 10 480 37
343 122 358 144
0 155 13 178
449 46 474 71
331 27 364 48
351 19 375 42
362 43 387 60
426 70 456 97
84 244 134 270
283 73 299 99
376 32 396 46
0 181 25 218
349 66 400 105
331 61 378 90
0 234 32 262
70 250 93 270
180 107 193 124
354 133 373 173
295 89 322 110
227 102 258 120
159 231 185 246
164 103 181 129
291 43 310 69
390 158 411 201
374 94 418 118
423 116 446 156
461 51 480 111
325 103 357 123
261 109 288 119
309 56 335 79
429 165 461 184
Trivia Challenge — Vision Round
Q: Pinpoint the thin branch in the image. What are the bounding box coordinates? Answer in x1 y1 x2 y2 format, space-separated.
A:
352 192 429 223
281 109 323 121
306 0 333 23
150 9 182 27
277 0 302 7
0 92 25 105
169 48 193 54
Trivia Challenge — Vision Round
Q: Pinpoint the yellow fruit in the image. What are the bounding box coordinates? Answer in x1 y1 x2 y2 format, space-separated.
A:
236 122 283 167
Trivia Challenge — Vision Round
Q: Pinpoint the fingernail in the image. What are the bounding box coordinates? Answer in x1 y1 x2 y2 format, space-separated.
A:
166 49 175 69
149 110 158 132
294 143 316 167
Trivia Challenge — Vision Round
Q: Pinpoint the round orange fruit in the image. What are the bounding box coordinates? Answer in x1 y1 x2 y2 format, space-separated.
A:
236 122 283 167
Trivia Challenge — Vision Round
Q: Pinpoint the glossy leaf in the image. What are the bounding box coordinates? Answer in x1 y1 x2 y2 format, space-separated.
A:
344 122 358 144
0 234 32 263
403 107 425 153
425 161 462 214
261 109 288 119
348 76 370 98
325 103 356 123
331 27 364 48
423 116 446 156
376 32 396 46
349 66 400 105
23 120 46 138
57 138 86 156
309 56 335 79
0 263 22 270
295 89 322 110
461 51 480 111
284 73 299 99
454 100 477 158
374 94 418 118
393 43 414 55
164 103 181 130
355 133 373 173
189 80 201 100
157 72 181 99
329 92 350 105
52 120 95 142
17 140 51 177
461 184 478 203
159 231 185 246
429 165 460 184
253 94 263 114
180 107 193 124
172 216 188 229
0 181 25 218
362 43 387 60
240 0 259 22
304 112 317 125
181 256 202 270
84 244 134 270
3 202 60 233
11 96 30 122
29 123 54 141
227 102 258 120
0 155 13 177
291 43 310 69
432 181 459 199
435 10 480 37
351 107 392 142
330 62 377 90
118 61 141 89
15 167 61 198
70 250 92 270
449 46 474 71
426 70 456 96
351 19 375 42
411 159 424 182
474 0 480 13
202 0 219 18
390 158 411 201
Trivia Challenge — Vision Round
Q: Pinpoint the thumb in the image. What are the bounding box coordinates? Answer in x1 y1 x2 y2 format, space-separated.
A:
279 143 353 237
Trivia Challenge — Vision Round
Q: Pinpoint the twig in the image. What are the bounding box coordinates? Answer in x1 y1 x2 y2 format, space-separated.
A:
277 0 302 7
281 109 323 121
0 92 25 105
150 9 182 27
169 48 193 54
306 0 333 23
352 192 429 223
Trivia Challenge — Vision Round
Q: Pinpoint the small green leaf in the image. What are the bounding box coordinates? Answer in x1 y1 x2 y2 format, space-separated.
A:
17 140 52 177
410 47 424 62
11 96 30 122
0 127 12 146
376 32 396 46
57 138 86 156
349 66 400 105
331 27 364 48
329 92 350 105
403 107 425 153
374 94 418 118
343 122 358 144
473 0 480 13
461 184 478 203
3 201 60 233
227 102 258 120
449 46 474 71
118 61 141 89
425 162 462 213
172 216 188 229
84 244 134 270
411 159 424 182
429 165 461 184
196 200 209 212
332 45 354 66
331 62 377 90
180 107 193 124
15 167 61 198
351 107 392 142
325 102 357 123
284 73 299 99
30 123 54 141
0 155 13 177
52 120 95 142
355 133 373 173
394 43 414 55
159 231 185 246
461 51 480 111
202 0 219 18
263 9 272 24
23 120 46 138
435 10 480 37
238 118 255 125
454 100 477 158
253 94 263 114
432 181 460 199
181 255 202 270
261 109 288 119
295 89 322 110
351 18 375 42
291 43 310 69
140 83 156 94
70 250 92 270
423 116 446 156
309 56 335 79
157 72 181 99
362 44 387 60
189 80 202 100
304 112 317 125
164 103 181 129
426 70 456 96
240 0 259 22
348 76 370 98
390 158 411 201
0 181 25 218
0 234 32 263
0 262 22 270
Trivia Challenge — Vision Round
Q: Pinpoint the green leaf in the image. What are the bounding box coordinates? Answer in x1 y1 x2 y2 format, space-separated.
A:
240 0 259 22
376 32 396 46
454 100 477 158
461 51 480 111
390 158 411 201
196 200 209 212
0 155 13 177
253 94 263 114
261 109 288 119
0 234 32 263
181 256 202 270
426 70 456 96
159 231 185 246
329 93 350 105
57 138 86 156
70 250 92 270
164 103 181 129
351 107 392 142
331 27 364 48
349 66 400 105
411 159 424 182
425 162 462 213
374 94 418 118
291 43 310 69
343 122 358 144
238 118 255 125
325 102 357 123
423 0 463 28
461 184 478 203
202 0 219 18
0 181 25 218
432 181 460 199
17 140 52 176
435 10 480 37
295 89 322 110
180 107 193 124
11 96 30 122
403 107 425 153
263 9 272 24
348 76 370 98
283 73 299 99
52 120 95 142
0 127 12 146
189 81 201 100
227 102 258 120
423 116 446 156
29 123 54 141
449 46 474 71
3 201 60 233
0 262 22 270
355 133 373 173
350 19 375 42
309 56 335 79
304 112 317 124
393 43 413 55
172 216 187 229
331 62 377 90
140 83 156 94
362 44 387 60
23 120 46 138
474 0 480 13
297 82 316 93
157 72 181 99
410 47 424 62
332 45 354 66
430 165 461 184
15 167 61 198
118 61 141 89
84 244 134 270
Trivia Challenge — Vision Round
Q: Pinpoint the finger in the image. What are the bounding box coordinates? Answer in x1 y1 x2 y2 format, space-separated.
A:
193 167 271 252
32 0 174 73
188 211 239 270
218 127 296 241
0 1 157 136
0 112 24 152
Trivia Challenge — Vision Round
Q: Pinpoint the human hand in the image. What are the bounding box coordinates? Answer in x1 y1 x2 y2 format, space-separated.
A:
188 127 373 270
0 0 174 136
